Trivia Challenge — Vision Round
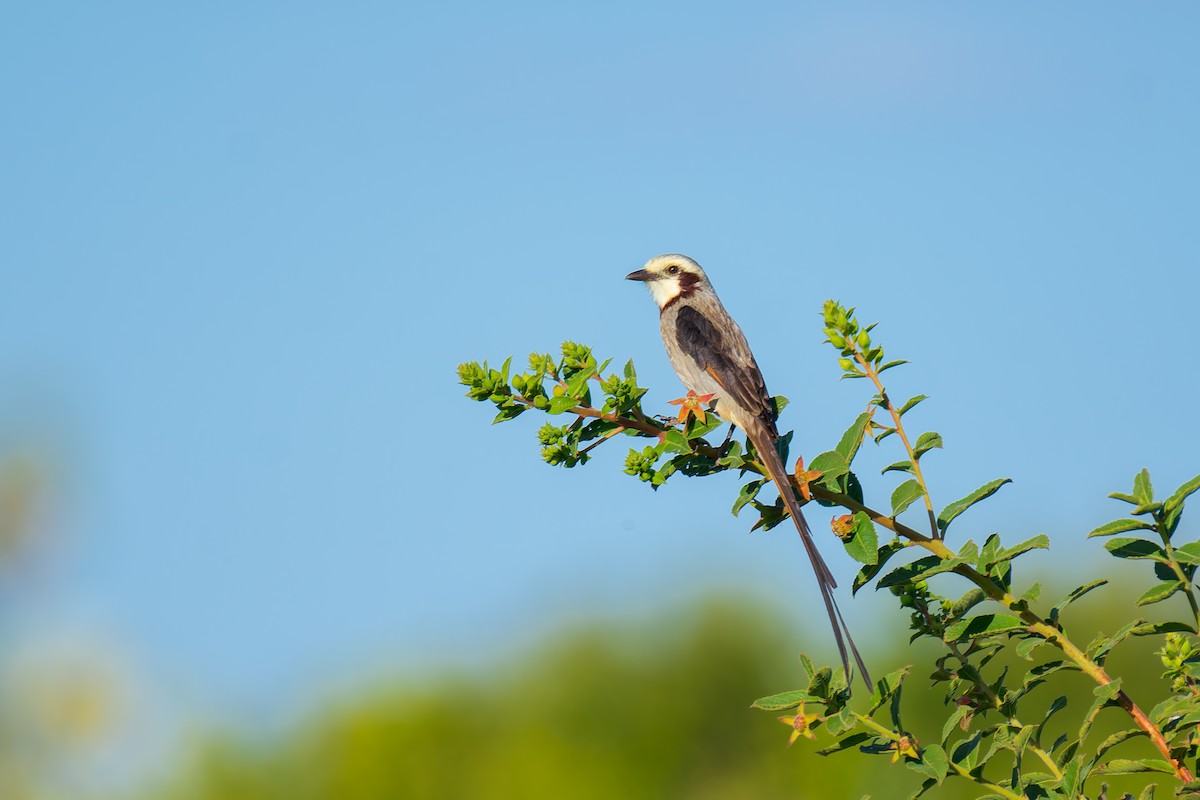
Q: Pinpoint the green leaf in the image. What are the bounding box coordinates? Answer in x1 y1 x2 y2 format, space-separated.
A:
1133 468 1154 504
1135 581 1185 607
1173 542 1200 565
944 614 1024 641
835 412 872 466
898 394 928 416
565 368 593 399
816 732 872 756
1104 537 1167 561
993 534 1049 565
808 667 833 701
1053 580 1109 615
878 359 908 373
1165 473 1200 514
771 395 789 416
913 431 943 459
547 395 577 415
807 450 850 487
868 667 909 715
877 555 948 589
936 478 1012 535
750 690 812 711
908 743 949 784
842 512 880 565
732 479 766 517
1130 620 1198 636
853 541 908 595
659 429 692 455
891 479 925 517
882 460 913 475
1088 518 1155 538
1092 759 1175 775
1095 729 1147 758
1109 491 1140 505
941 705 972 745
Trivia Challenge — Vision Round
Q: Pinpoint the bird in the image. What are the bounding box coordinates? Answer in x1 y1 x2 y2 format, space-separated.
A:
626 253 870 688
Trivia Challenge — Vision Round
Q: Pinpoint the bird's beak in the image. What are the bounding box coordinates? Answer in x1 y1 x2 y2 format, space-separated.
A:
625 269 651 281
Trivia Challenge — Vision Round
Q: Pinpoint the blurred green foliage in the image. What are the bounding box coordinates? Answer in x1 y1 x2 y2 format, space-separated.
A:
133 594 1180 800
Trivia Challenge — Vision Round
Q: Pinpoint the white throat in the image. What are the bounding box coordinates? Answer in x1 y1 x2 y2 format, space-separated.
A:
647 278 682 308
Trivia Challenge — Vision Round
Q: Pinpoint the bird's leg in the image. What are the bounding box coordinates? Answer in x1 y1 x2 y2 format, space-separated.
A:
719 423 735 450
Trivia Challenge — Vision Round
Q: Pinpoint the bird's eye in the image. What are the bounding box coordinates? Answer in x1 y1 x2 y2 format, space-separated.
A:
666 265 680 275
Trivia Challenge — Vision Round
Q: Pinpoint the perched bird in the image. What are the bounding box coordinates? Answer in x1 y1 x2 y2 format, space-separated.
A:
627 254 869 687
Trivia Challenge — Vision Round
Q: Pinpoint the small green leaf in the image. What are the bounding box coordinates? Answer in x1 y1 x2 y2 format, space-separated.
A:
944 614 1024 641
993 534 1049 565
898 394 928 416
882 460 913 475
941 705 971 745
1092 759 1175 776
1173 541 1200 565
659 429 692 455
750 690 812 711
1108 491 1140 505
842 511 880 565
867 667 909 715
808 667 833 701
1087 518 1155 538
877 555 944 589
1133 468 1154 504
1135 581 1184 607
547 395 577 414
1095 729 1147 758
835 412 872 465
816 732 872 756
913 431 943 459
1165 473 1200 514
908 743 948 784
936 478 1012 535
878 359 908 373
807 450 850 486
919 744 948 783
1130 620 1197 636
1104 537 1167 561
853 541 908 595
891 479 925 517
1053 580 1109 615
732 479 766 517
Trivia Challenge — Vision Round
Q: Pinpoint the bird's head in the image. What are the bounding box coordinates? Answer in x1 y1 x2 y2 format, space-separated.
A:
625 254 710 309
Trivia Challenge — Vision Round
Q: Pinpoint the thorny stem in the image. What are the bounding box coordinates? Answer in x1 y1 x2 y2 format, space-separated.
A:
507 392 1195 783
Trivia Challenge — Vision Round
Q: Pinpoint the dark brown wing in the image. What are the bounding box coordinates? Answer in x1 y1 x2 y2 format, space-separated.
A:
673 305 779 437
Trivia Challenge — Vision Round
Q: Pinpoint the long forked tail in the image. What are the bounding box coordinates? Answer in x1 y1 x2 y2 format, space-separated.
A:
748 425 872 690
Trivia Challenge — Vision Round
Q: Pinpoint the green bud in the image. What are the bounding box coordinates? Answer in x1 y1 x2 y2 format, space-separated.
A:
856 330 870 349
838 358 855 372
828 332 846 349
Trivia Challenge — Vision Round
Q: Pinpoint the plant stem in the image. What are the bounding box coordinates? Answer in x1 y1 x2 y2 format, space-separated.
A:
853 352 939 539
1154 510 1200 633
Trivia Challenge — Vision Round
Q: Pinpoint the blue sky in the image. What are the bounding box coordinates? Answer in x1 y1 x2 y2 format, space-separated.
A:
2 2 1199 738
